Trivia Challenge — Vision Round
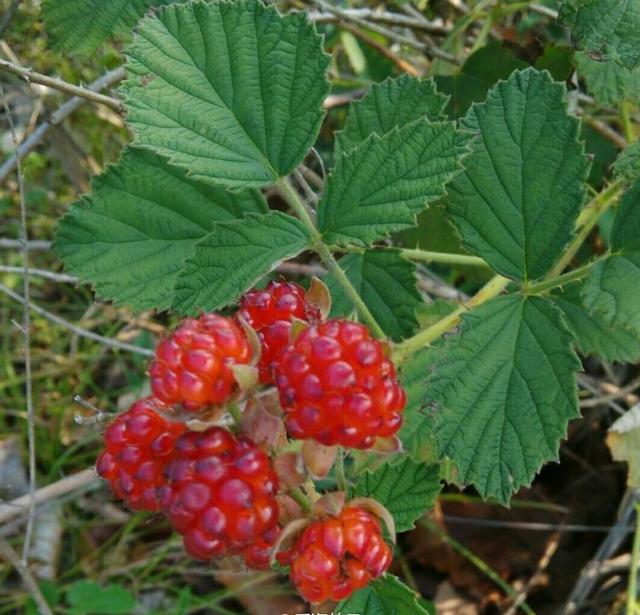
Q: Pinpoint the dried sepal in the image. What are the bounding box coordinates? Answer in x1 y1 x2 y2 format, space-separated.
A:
306 276 332 320
231 364 259 393
236 314 262 365
313 491 346 518
270 518 312 563
241 398 287 450
274 452 306 489
302 440 337 479
371 435 404 455
289 317 310 342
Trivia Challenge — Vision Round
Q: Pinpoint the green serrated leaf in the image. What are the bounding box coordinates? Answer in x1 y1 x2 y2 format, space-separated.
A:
42 0 174 53
611 178 640 251
575 51 640 106
54 148 265 312
435 42 528 119
172 212 311 314
559 0 640 69
353 456 441 532
319 120 469 246
326 250 423 341
398 347 439 463
121 0 330 188
336 75 448 155
66 581 135 615
553 281 640 362
613 140 640 181
338 574 432 615
446 68 591 281
581 252 640 336
428 294 581 503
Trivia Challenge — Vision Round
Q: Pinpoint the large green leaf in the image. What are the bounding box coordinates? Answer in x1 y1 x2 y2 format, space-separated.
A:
581 252 640 336
613 140 640 181
446 68 590 281
610 178 640 251
54 148 265 312
353 456 441 532
319 120 469 246
121 0 329 188
66 581 134 615
575 51 640 106
336 75 448 154
172 212 311 314
559 0 640 69
42 0 174 53
326 250 423 341
339 575 433 615
428 295 580 503
398 347 438 463
554 282 640 362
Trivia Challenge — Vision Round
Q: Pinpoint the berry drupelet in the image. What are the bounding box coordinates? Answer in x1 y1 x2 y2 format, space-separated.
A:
274 318 406 448
239 280 320 384
162 426 280 566
96 397 185 511
278 505 393 603
150 313 252 412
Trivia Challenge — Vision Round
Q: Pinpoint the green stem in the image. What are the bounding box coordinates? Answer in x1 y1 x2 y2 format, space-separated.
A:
394 275 510 363
338 245 489 267
522 260 599 295
421 519 535 615
547 181 623 278
335 447 347 491
289 486 312 514
227 402 242 428
628 503 640 615
621 100 636 144
277 177 386 338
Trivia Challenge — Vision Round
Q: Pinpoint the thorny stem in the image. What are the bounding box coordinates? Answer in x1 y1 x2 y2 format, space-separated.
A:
628 502 640 615
338 245 489 267
522 260 600 295
289 487 313 514
547 181 623 278
620 100 636 144
393 275 511 363
277 177 386 339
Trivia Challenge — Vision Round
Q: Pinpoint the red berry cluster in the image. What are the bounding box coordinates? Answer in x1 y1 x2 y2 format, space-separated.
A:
278 506 393 603
239 280 320 384
94 278 402 600
274 319 406 448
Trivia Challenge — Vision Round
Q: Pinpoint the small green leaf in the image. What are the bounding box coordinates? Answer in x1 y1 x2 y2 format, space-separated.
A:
581 252 640 336
172 212 311 314
428 295 580 503
121 0 329 188
435 42 528 118
398 347 439 463
66 581 135 615
613 140 640 181
559 0 640 69
42 0 174 53
336 75 448 154
54 148 265 312
339 574 432 615
326 250 423 341
446 68 591 281
353 456 441 532
319 120 469 246
554 281 640 362
575 51 640 106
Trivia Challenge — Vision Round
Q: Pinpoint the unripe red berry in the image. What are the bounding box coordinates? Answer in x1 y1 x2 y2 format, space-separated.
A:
239 280 320 384
96 397 185 511
150 313 252 411
163 427 280 563
274 319 406 448
278 506 393 603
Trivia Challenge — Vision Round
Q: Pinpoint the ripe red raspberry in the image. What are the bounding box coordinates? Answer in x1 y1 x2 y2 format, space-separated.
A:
96 397 185 512
278 506 393 603
274 319 406 448
150 313 252 411
239 280 320 384
162 427 280 563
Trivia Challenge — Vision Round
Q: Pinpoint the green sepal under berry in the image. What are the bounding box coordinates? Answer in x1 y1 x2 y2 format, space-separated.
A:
54 147 266 312
428 294 581 503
